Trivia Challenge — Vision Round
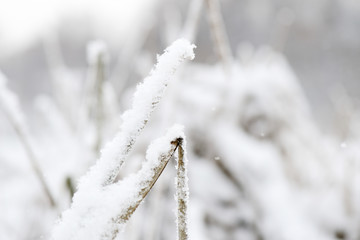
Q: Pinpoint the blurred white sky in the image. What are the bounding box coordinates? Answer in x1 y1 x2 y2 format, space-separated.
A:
0 0 157 57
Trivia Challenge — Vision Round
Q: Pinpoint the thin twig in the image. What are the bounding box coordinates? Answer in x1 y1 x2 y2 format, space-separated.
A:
2 108 56 207
177 140 189 240
214 158 244 193
213 158 263 240
94 52 106 156
204 0 233 73
181 0 204 43
111 139 182 239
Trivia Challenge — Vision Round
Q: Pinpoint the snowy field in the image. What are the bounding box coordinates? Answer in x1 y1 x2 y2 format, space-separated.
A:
0 0 360 240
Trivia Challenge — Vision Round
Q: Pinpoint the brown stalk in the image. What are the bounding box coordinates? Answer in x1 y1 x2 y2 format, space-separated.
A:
110 138 183 239
204 0 233 73
177 141 188 240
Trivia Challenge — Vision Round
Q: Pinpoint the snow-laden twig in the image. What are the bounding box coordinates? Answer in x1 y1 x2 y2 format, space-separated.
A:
51 39 195 240
176 137 189 240
51 125 186 240
79 39 195 190
0 72 56 207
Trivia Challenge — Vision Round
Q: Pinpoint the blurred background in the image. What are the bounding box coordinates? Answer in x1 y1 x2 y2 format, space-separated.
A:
0 0 360 239
1 0 360 130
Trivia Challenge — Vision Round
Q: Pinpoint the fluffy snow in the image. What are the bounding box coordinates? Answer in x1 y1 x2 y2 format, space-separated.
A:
77 39 195 191
51 125 185 240
51 39 194 240
1 27 360 240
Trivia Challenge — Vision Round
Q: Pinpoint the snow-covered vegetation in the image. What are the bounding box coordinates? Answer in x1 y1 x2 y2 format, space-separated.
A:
0 0 360 240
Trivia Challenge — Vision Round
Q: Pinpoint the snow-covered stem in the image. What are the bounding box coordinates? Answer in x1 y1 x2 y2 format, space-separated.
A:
204 0 233 73
95 51 106 155
87 41 108 155
79 39 195 190
0 73 56 207
51 40 195 240
51 126 187 240
110 136 183 239
176 139 189 240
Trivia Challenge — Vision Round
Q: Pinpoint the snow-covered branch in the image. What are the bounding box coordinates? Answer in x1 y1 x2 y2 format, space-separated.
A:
79 39 195 190
51 39 195 240
51 125 187 240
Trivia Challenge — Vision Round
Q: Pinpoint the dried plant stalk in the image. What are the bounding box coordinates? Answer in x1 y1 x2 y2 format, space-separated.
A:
0 76 56 207
176 139 189 240
94 51 106 155
52 39 195 240
204 0 233 72
10 117 57 207
110 138 183 239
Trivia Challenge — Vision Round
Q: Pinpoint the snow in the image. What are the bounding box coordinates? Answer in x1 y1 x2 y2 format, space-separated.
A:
174 127 189 240
51 124 185 240
78 38 195 190
2 19 360 240
51 39 194 240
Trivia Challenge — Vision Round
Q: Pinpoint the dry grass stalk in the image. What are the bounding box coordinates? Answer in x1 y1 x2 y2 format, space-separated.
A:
176 139 189 240
1 102 56 207
94 51 106 155
110 138 184 239
204 0 233 73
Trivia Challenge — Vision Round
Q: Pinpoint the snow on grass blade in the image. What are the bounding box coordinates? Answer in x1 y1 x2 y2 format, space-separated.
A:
108 125 185 239
51 39 195 240
51 125 186 240
79 39 195 190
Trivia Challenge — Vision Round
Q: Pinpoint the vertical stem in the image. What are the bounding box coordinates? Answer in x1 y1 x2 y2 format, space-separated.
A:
177 142 188 240
110 140 181 240
65 176 75 200
204 0 233 73
94 53 105 156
